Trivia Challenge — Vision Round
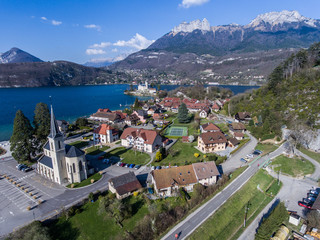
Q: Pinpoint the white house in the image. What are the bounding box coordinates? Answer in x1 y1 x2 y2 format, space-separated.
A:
192 162 219 186
37 106 88 185
93 124 119 145
120 127 162 153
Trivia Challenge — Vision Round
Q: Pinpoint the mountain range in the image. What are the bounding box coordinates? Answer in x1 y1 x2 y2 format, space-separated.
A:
110 10 320 85
1 10 320 87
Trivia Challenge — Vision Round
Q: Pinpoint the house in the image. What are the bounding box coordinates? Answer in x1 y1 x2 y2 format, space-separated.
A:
228 137 240 148
200 122 221 133
37 106 88 185
56 120 69 133
89 111 123 124
153 113 165 125
151 165 198 197
133 110 148 123
212 103 221 112
229 122 246 135
93 124 119 145
199 107 210 118
234 132 244 140
108 172 142 199
192 162 219 186
182 136 190 143
235 112 251 123
124 113 140 126
198 131 228 153
120 127 163 153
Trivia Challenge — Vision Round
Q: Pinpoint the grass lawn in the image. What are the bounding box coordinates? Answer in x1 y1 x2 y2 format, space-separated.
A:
189 170 281 240
255 143 278 156
85 145 110 155
153 140 225 166
298 147 320 164
67 173 102 188
49 194 149 240
69 141 89 149
105 147 150 165
270 154 315 177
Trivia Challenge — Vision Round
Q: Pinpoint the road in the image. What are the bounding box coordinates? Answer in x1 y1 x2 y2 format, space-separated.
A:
238 147 320 240
162 140 286 240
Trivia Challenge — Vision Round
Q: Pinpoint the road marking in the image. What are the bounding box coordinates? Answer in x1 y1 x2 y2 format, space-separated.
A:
9 211 14 216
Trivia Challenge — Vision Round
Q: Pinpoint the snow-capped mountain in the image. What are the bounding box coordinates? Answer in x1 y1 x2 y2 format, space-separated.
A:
0 47 43 63
247 10 319 31
172 18 210 34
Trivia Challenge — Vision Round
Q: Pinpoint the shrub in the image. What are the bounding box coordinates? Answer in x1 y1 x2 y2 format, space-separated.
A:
194 153 200 158
133 191 139 197
91 179 95 184
203 155 207 158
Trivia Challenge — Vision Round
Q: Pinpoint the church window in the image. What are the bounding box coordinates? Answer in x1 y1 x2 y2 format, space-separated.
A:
58 141 61 149
51 142 54 151
73 163 76 173
79 161 83 171
67 163 69 172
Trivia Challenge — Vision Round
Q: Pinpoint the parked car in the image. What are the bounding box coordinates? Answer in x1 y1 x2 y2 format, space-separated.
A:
247 154 254 158
134 165 141 170
117 162 122 166
255 150 263 154
151 166 155 170
120 163 126 167
125 164 130 168
22 167 32 172
156 166 161 170
18 164 27 171
303 198 313 205
129 164 135 168
253 151 260 155
310 190 319 195
16 164 22 169
298 201 312 209
308 193 318 198
240 158 247 163
308 197 316 202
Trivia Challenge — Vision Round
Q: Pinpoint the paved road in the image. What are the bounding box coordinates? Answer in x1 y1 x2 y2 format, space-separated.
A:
162 143 286 240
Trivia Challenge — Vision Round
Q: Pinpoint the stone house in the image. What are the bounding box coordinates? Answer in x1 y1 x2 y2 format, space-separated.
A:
198 131 228 153
108 172 142 199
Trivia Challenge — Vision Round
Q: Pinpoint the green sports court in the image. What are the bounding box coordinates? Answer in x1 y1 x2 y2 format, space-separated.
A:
165 126 188 137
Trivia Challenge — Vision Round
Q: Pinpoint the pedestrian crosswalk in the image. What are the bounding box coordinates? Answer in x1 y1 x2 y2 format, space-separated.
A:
0 178 36 212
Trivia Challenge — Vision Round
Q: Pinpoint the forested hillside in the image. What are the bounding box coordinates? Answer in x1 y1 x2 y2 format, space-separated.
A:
228 42 320 140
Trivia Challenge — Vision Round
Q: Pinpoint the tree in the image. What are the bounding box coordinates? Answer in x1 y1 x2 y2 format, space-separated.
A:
7 221 52 240
76 117 88 127
133 97 139 109
307 210 320 229
10 110 35 163
160 146 166 158
178 103 190 123
155 151 163 162
33 102 50 145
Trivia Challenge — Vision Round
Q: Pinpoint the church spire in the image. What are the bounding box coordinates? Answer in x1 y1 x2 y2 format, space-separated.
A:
49 105 61 139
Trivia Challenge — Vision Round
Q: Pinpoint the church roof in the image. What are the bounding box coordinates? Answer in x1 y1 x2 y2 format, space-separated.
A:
43 141 50 150
65 144 85 158
48 105 63 139
39 155 53 169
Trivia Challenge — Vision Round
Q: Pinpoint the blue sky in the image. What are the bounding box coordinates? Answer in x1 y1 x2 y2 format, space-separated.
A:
0 0 319 64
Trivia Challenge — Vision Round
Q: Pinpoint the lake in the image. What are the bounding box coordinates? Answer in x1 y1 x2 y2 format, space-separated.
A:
0 84 259 141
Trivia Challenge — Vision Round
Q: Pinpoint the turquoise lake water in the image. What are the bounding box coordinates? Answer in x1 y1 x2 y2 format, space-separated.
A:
0 84 259 141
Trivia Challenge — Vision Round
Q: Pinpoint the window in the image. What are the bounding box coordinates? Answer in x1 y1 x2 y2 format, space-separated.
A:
51 142 54 151
67 163 69 172
73 163 76 173
58 141 61 149
79 161 83 171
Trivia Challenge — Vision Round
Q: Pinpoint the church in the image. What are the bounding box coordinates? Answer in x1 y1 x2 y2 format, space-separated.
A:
37 106 88 185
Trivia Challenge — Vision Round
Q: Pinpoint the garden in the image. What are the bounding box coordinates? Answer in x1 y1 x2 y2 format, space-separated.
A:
104 147 150 165
85 145 110 156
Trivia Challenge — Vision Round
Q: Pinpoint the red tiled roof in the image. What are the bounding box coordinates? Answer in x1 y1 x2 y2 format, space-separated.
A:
94 124 116 135
201 123 221 132
120 127 160 145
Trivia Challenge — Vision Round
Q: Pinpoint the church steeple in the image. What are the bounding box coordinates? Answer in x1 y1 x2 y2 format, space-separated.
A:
49 105 62 139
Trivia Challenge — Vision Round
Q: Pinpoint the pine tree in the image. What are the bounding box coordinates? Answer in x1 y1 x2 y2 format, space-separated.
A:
33 103 50 145
133 97 139 109
178 103 190 123
10 110 35 163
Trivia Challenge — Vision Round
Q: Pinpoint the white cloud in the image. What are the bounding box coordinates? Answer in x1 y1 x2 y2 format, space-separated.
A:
89 42 111 48
112 48 118 52
84 24 101 31
52 20 62 26
113 33 155 50
40 16 62 26
86 49 106 55
179 0 209 8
